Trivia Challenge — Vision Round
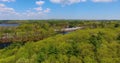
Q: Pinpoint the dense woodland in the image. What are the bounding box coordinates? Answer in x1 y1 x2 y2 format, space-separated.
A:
0 20 120 63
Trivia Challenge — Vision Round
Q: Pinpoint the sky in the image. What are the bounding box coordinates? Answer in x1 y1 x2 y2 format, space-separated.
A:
0 0 120 20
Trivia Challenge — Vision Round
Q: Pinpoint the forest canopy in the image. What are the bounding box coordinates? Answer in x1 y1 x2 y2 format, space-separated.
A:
0 20 120 63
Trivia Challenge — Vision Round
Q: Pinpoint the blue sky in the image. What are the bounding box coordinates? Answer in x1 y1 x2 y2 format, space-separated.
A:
0 0 120 20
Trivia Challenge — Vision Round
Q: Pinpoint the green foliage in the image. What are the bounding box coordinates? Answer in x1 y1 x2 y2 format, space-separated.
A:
0 21 120 63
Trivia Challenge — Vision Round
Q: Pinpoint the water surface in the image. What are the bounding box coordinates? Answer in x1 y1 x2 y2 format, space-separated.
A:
0 24 19 27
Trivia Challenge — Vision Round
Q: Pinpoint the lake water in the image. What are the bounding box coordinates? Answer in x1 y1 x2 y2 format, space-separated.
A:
0 24 19 27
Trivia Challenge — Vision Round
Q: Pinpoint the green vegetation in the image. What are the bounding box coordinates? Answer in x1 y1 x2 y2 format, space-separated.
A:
0 22 55 43
0 20 120 63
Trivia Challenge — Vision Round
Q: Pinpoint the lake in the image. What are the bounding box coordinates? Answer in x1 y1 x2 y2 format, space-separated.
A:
0 24 19 27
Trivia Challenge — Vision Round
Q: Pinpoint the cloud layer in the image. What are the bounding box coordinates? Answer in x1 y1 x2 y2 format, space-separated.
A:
0 0 15 2
92 0 115 2
0 4 17 15
0 0 118 20
36 0 45 6
50 0 116 5
0 0 51 20
50 0 86 5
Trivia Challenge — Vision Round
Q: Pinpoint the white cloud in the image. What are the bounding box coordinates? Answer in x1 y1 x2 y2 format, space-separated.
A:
50 0 86 5
0 0 15 2
0 4 5 7
34 7 42 11
0 0 50 20
0 1 51 20
36 0 45 6
0 3 15 13
35 0 51 13
50 0 116 5
92 0 115 2
44 8 51 13
0 3 19 20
